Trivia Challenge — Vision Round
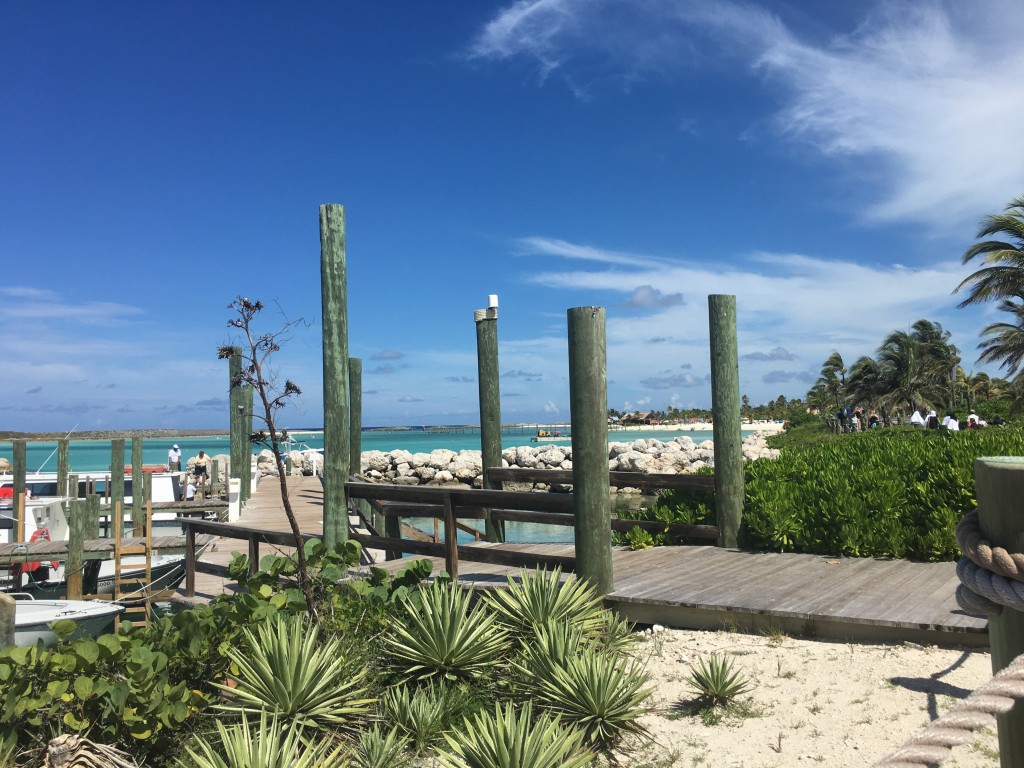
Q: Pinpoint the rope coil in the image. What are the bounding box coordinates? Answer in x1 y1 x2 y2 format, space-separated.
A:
876 505 1024 765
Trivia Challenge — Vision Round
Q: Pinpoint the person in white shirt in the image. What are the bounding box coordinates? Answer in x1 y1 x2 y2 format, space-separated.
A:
168 444 182 471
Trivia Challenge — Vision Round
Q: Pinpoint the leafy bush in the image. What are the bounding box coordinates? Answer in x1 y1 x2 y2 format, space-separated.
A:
483 568 607 640
622 427 1024 561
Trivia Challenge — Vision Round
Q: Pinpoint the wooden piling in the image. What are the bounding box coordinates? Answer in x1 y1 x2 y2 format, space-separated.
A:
57 439 69 498
709 295 744 548
349 357 373 531
567 306 612 595
975 457 1024 767
228 347 247 497
130 437 143 531
0 593 13 648
243 385 254 502
110 438 125 512
320 203 351 548
475 300 504 542
67 497 87 599
12 440 25 533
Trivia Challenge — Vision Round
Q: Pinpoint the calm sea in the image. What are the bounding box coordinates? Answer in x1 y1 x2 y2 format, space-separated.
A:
0 426 715 474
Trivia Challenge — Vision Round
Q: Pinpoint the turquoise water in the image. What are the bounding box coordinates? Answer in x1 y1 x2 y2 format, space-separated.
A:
0 427 715 473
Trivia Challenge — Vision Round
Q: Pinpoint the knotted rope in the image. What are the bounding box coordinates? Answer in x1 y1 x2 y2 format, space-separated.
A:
876 506 1024 765
955 508 1024 616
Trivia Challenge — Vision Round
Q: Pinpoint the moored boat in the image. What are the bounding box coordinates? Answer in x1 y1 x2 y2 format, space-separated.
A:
9 594 123 647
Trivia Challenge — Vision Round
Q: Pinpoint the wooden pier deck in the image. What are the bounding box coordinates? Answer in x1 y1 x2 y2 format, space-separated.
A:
180 477 988 647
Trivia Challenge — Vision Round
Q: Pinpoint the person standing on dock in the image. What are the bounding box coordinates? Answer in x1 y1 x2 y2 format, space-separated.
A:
167 444 181 471
193 450 210 494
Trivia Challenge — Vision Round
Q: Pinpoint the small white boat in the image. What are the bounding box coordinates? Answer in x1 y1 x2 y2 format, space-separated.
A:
10 595 123 647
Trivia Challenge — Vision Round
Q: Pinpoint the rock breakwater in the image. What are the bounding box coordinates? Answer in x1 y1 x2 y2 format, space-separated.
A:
269 433 780 491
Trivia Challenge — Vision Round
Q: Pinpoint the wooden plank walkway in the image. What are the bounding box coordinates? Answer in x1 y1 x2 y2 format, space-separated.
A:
179 477 988 647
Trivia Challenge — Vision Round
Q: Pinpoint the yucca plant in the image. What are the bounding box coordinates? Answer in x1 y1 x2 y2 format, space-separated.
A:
383 580 508 681
350 725 412 768
435 701 595 768
214 613 375 732
526 645 652 750
178 711 350 768
685 653 754 708
377 683 454 754
484 568 607 640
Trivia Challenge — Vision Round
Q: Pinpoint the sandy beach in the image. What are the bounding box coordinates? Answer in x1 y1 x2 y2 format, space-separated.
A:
626 627 997 767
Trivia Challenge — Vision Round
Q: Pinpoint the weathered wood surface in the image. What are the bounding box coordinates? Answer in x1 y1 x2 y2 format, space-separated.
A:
487 467 717 492
0 534 216 562
177 476 987 646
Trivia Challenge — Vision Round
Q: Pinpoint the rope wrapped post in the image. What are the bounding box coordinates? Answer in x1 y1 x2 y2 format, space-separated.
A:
475 295 504 543
976 456 1024 767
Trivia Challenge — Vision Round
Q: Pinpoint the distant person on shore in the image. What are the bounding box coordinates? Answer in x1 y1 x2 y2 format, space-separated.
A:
168 444 181 471
910 410 925 427
967 411 980 428
194 450 210 492
868 413 880 428
185 479 196 501
946 413 960 431
925 410 940 429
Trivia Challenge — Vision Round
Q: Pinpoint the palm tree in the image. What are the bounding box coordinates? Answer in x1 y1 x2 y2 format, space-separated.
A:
876 330 931 415
909 319 960 410
956 196 1024 308
977 297 1024 381
812 352 847 412
846 356 887 417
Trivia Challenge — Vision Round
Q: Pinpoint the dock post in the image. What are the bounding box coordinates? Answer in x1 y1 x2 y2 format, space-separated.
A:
0 593 13 648
111 438 126 515
57 439 69 498
243 385 254 502
709 295 744 548
475 294 504 542
228 346 247 504
320 203 351 548
567 306 613 595
12 440 25 538
67 497 86 599
975 457 1024 767
349 357 373 530
130 437 143 532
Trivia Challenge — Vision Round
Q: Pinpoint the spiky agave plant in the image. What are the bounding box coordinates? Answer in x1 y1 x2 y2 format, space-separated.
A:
214 613 375 733
483 568 607 640
376 684 453 754
436 701 595 768
685 653 754 708
178 711 350 768
526 644 652 751
383 579 508 681
349 725 412 768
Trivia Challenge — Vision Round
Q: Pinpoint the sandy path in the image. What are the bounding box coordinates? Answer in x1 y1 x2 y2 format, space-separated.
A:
624 627 998 767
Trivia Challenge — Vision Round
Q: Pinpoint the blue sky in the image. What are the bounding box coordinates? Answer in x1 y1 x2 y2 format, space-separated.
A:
3 0 1024 431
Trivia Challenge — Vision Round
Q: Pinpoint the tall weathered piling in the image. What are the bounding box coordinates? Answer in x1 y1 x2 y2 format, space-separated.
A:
349 358 373 529
0 593 13 648
567 306 612 595
110 438 126 512
709 294 744 548
243 385 254 502
57 439 69 499
130 438 143 531
12 440 25 535
475 294 504 542
228 346 247 500
975 457 1024 767
320 203 351 547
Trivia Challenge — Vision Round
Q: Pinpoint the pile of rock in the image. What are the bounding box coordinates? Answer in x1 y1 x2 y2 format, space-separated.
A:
308 433 781 491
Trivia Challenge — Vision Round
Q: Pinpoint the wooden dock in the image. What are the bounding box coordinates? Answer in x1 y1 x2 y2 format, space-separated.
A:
180 476 988 647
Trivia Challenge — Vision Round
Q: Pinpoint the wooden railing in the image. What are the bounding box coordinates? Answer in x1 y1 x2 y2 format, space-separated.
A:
177 469 719 592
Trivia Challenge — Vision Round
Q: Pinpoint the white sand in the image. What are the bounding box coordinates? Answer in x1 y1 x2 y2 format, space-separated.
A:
624 627 998 767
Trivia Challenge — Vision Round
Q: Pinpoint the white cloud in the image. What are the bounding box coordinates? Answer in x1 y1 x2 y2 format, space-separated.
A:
470 0 1024 227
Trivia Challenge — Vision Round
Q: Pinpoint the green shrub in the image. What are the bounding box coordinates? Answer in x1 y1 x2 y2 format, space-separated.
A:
622 427 1024 561
685 654 754 708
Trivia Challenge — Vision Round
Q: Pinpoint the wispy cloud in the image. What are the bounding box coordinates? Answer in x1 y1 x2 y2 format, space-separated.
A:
372 349 405 360
470 0 1024 226
624 285 684 309
517 237 667 268
742 347 796 362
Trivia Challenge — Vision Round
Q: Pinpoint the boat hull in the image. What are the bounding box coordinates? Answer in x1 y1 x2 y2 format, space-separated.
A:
12 599 124 647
